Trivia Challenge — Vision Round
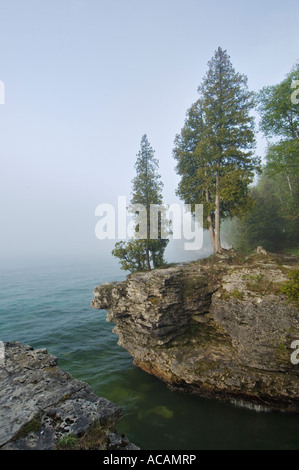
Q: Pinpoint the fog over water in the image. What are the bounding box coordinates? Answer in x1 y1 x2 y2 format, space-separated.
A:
1 0 298 263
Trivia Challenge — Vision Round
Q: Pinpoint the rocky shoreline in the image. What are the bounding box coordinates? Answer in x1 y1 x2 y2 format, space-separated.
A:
91 251 299 413
0 342 138 450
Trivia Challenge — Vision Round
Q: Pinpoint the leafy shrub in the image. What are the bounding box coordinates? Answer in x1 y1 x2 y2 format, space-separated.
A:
57 434 78 449
281 269 299 304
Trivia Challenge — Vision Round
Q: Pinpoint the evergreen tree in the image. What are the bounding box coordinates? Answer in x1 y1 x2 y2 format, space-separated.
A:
112 135 169 272
173 47 260 253
111 239 147 273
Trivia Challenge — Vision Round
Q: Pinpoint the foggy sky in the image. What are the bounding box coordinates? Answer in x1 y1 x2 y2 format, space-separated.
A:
0 0 298 263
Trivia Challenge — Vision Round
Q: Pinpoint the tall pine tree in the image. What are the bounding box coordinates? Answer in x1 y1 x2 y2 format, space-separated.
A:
112 135 169 272
174 47 260 253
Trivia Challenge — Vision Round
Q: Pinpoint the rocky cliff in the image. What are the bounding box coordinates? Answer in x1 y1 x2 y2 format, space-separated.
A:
91 252 299 413
0 342 138 450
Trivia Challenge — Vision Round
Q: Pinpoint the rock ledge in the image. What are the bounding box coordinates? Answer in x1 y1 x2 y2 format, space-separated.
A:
0 342 138 450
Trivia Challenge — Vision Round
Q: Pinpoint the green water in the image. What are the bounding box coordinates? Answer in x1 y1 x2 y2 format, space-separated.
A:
0 257 298 450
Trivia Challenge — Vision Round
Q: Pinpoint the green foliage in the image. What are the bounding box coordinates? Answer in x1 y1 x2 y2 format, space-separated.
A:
258 65 299 245
173 47 260 252
221 288 244 301
112 239 147 273
226 63 299 253
281 269 299 304
131 135 163 208
257 64 299 248
56 422 109 450
246 274 264 282
285 247 299 257
264 144 299 246
230 289 244 300
247 277 281 296
13 417 41 441
112 135 169 273
256 63 299 140
228 175 287 252
57 434 79 449
265 140 299 179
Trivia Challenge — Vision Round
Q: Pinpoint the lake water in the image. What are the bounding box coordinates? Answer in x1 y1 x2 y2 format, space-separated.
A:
0 256 298 450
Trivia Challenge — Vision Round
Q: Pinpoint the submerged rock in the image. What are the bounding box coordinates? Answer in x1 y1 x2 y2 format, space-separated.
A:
0 342 138 450
91 252 299 413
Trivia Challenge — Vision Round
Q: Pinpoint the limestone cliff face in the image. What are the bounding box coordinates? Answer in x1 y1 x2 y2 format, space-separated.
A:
91 253 299 413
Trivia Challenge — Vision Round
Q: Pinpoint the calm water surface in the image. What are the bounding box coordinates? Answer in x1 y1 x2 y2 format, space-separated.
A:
0 257 298 450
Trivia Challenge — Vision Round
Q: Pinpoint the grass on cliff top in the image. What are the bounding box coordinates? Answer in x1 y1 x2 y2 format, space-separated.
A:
12 416 42 441
56 421 109 450
198 250 257 268
280 269 299 305
198 248 299 268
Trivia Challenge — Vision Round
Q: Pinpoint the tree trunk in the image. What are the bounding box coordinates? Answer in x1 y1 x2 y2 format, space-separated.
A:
208 219 216 253
152 249 156 269
205 185 216 253
146 207 151 271
286 174 293 197
145 244 151 271
214 173 222 253
207 213 216 253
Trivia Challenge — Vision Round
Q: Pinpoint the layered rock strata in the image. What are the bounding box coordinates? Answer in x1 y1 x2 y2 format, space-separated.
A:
92 253 299 413
0 342 138 450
